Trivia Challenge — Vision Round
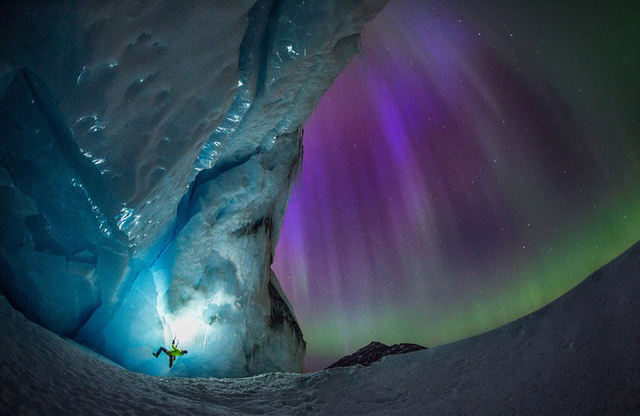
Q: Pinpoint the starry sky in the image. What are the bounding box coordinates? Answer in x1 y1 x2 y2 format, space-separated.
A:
273 0 640 371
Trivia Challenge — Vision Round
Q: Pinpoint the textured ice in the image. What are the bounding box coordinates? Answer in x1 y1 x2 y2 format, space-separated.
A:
0 0 388 377
0 68 127 336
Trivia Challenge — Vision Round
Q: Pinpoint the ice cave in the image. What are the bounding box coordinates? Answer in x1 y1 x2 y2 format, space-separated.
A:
1 0 639 415
0 0 389 378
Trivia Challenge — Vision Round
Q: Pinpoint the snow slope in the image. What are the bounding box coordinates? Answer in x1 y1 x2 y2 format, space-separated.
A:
2 240 638 415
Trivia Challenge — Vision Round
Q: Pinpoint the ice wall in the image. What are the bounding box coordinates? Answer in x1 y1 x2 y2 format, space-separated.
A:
0 0 387 377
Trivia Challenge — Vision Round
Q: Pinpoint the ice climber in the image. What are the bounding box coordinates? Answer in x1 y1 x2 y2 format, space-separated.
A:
153 336 188 368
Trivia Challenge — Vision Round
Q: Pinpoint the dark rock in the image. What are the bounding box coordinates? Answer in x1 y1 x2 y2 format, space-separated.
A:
325 341 426 369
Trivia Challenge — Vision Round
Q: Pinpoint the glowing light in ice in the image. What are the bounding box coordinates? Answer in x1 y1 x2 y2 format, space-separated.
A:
162 289 236 354
166 311 209 350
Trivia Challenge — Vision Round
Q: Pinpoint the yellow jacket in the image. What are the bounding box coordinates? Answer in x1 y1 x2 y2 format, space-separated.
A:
169 342 184 357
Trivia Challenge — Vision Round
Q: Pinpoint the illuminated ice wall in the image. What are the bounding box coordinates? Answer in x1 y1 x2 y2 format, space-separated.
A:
0 0 388 377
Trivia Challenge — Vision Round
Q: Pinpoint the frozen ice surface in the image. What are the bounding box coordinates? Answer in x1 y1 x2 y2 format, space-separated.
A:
0 68 128 336
1 240 638 415
0 0 388 377
0 0 257 253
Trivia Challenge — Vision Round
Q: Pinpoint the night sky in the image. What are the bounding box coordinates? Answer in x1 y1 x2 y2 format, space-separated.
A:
273 0 640 370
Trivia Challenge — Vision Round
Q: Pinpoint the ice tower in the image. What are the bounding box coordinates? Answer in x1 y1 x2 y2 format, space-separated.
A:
0 0 388 377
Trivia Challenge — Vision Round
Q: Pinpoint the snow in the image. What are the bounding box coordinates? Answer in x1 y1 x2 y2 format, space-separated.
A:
0 0 388 378
2 240 638 415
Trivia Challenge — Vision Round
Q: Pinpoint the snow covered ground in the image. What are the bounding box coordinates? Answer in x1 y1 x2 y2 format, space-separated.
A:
2 240 638 415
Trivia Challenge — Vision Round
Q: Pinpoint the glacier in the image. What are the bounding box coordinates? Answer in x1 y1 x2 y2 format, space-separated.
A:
0 0 388 377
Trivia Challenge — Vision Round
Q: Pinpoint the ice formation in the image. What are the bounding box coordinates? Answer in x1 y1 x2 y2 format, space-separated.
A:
0 0 388 377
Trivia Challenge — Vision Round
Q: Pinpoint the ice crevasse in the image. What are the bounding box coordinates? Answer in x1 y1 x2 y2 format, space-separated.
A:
0 0 388 377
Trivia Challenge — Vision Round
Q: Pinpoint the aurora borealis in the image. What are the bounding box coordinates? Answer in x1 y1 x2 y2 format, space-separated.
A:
273 0 640 370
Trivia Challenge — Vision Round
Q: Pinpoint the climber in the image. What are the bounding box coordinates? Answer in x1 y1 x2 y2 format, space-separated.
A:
153 336 188 368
